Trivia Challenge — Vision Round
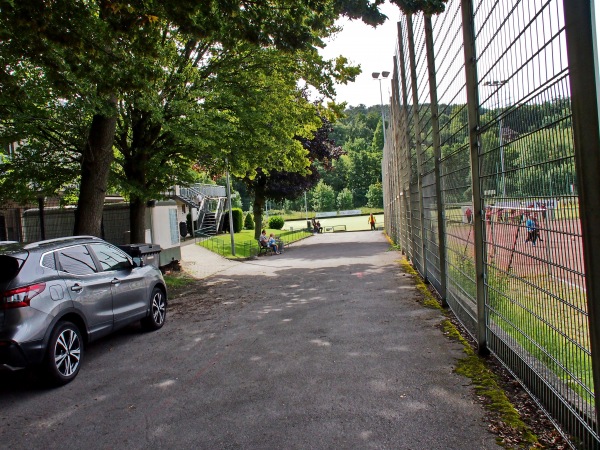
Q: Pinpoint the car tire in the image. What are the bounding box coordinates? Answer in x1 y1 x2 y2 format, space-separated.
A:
43 321 83 386
141 287 166 331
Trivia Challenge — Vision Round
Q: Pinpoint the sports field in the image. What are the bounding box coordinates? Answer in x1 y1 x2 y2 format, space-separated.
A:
284 213 384 232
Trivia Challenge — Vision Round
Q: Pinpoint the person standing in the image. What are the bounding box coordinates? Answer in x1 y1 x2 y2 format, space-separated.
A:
525 215 537 246
369 213 376 230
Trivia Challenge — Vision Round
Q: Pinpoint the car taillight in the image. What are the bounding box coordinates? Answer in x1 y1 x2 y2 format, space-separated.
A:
1 283 46 309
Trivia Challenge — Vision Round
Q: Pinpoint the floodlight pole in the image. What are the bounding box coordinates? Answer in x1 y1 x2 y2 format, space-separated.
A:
372 71 391 146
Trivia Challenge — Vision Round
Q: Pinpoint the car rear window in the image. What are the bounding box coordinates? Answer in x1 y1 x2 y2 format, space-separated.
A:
0 255 23 282
42 252 57 270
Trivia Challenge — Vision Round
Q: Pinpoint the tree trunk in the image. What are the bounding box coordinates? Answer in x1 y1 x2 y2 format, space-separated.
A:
253 183 266 240
73 95 118 237
129 196 147 243
123 145 150 242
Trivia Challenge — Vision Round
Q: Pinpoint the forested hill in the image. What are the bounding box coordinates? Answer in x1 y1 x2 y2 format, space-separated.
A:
299 104 390 210
330 104 389 148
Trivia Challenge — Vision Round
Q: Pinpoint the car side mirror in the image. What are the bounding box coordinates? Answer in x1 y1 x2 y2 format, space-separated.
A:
132 256 144 268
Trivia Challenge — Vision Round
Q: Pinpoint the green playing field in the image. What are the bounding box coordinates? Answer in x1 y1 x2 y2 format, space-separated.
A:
284 214 384 232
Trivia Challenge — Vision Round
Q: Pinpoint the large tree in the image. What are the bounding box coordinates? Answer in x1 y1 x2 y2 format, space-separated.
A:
243 116 344 238
114 40 347 241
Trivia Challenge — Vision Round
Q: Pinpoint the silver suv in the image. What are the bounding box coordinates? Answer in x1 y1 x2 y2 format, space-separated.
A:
0 236 167 385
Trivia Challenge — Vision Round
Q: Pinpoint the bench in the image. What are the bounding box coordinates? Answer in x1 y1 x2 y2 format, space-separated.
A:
324 225 347 233
257 238 285 256
257 241 274 256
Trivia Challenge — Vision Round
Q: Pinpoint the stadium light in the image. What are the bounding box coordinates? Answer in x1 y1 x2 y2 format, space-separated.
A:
372 71 390 146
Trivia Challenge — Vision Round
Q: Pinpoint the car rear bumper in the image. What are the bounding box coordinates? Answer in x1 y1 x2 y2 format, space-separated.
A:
0 339 45 370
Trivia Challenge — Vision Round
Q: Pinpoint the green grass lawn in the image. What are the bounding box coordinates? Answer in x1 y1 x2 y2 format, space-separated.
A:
197 228 312 258
265 208 384 221
195 213 384 258
284 213 384 232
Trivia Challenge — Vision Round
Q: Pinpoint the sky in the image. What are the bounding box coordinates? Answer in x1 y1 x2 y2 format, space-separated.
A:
321 0 600 106
322 2 600 109
319 2 402 108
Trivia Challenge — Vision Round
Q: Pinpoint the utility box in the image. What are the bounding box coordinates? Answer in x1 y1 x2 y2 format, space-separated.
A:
148 200 181 267
118 243 162 269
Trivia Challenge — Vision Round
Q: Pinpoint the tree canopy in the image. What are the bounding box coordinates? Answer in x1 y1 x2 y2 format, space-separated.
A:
0 0 398 238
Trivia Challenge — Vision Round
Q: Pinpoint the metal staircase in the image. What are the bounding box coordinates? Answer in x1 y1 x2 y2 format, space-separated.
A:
170 184 228 238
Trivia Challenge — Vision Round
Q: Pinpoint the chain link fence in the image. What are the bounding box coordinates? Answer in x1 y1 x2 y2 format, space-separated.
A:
1 203 132 244
383 1 599 447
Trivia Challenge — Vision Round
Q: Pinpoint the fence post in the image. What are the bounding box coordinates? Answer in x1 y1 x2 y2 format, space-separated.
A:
461 0 487 354
392 55 402 244
406 14 428 281
397 21 416 261
424 15 447 305
563 0 600 427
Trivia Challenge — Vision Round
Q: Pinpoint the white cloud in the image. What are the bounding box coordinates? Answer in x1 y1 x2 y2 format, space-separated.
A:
320 3 401 107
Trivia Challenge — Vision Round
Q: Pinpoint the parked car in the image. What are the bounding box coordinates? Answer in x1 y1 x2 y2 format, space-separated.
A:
0 236 167 385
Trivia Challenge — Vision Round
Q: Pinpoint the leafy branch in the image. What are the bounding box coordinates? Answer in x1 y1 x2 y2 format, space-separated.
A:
392 0 448 15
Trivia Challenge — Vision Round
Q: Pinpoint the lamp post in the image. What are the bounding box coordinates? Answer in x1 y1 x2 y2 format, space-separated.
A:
372 71 390 145
484 79 508 199
304 191 308 221
225 157 235 256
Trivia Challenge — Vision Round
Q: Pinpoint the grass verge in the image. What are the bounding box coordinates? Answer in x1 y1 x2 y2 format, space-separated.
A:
164 272 196 290
197 229 312 258
398 256 540 449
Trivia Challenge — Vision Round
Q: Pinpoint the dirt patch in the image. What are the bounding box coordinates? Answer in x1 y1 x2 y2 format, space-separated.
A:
485 352 570 449
167 276 264 320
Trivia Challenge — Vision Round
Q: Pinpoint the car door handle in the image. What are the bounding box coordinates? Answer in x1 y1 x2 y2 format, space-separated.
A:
111 278 121 285
71 284 83 292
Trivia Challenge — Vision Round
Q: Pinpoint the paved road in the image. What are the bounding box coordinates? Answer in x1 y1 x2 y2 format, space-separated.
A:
0 231 498 449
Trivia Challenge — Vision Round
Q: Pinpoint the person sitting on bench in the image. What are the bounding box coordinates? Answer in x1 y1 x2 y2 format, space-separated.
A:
259 230 269 249
268 233 281 254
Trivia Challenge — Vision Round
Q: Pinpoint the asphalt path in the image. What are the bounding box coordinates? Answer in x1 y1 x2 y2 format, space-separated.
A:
0 231 498 449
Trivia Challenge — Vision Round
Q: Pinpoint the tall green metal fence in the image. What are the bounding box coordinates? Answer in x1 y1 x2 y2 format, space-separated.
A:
383 1 600 447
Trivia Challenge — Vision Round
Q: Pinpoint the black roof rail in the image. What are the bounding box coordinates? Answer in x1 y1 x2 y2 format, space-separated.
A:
23 235 101 250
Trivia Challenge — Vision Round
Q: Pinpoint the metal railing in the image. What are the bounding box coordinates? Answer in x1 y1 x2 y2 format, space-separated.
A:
383 1 600 447
190 183 226 198
198 230 312 258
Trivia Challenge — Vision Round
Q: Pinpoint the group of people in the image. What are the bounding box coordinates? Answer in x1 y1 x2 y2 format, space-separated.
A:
524 214 542 246
259 230 283 254
311 218 323 234
310 214 377 232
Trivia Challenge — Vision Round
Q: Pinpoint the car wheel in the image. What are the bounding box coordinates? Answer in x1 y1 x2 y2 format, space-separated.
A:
141 287 166 331
44 321 83 386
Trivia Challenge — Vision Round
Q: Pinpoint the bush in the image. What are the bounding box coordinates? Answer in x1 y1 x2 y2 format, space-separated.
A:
366 182 383 208
312 180 336 212
268 215 285 230
244 212 255 230
233 208 244 232
222 208 244 233
337 188 353 210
